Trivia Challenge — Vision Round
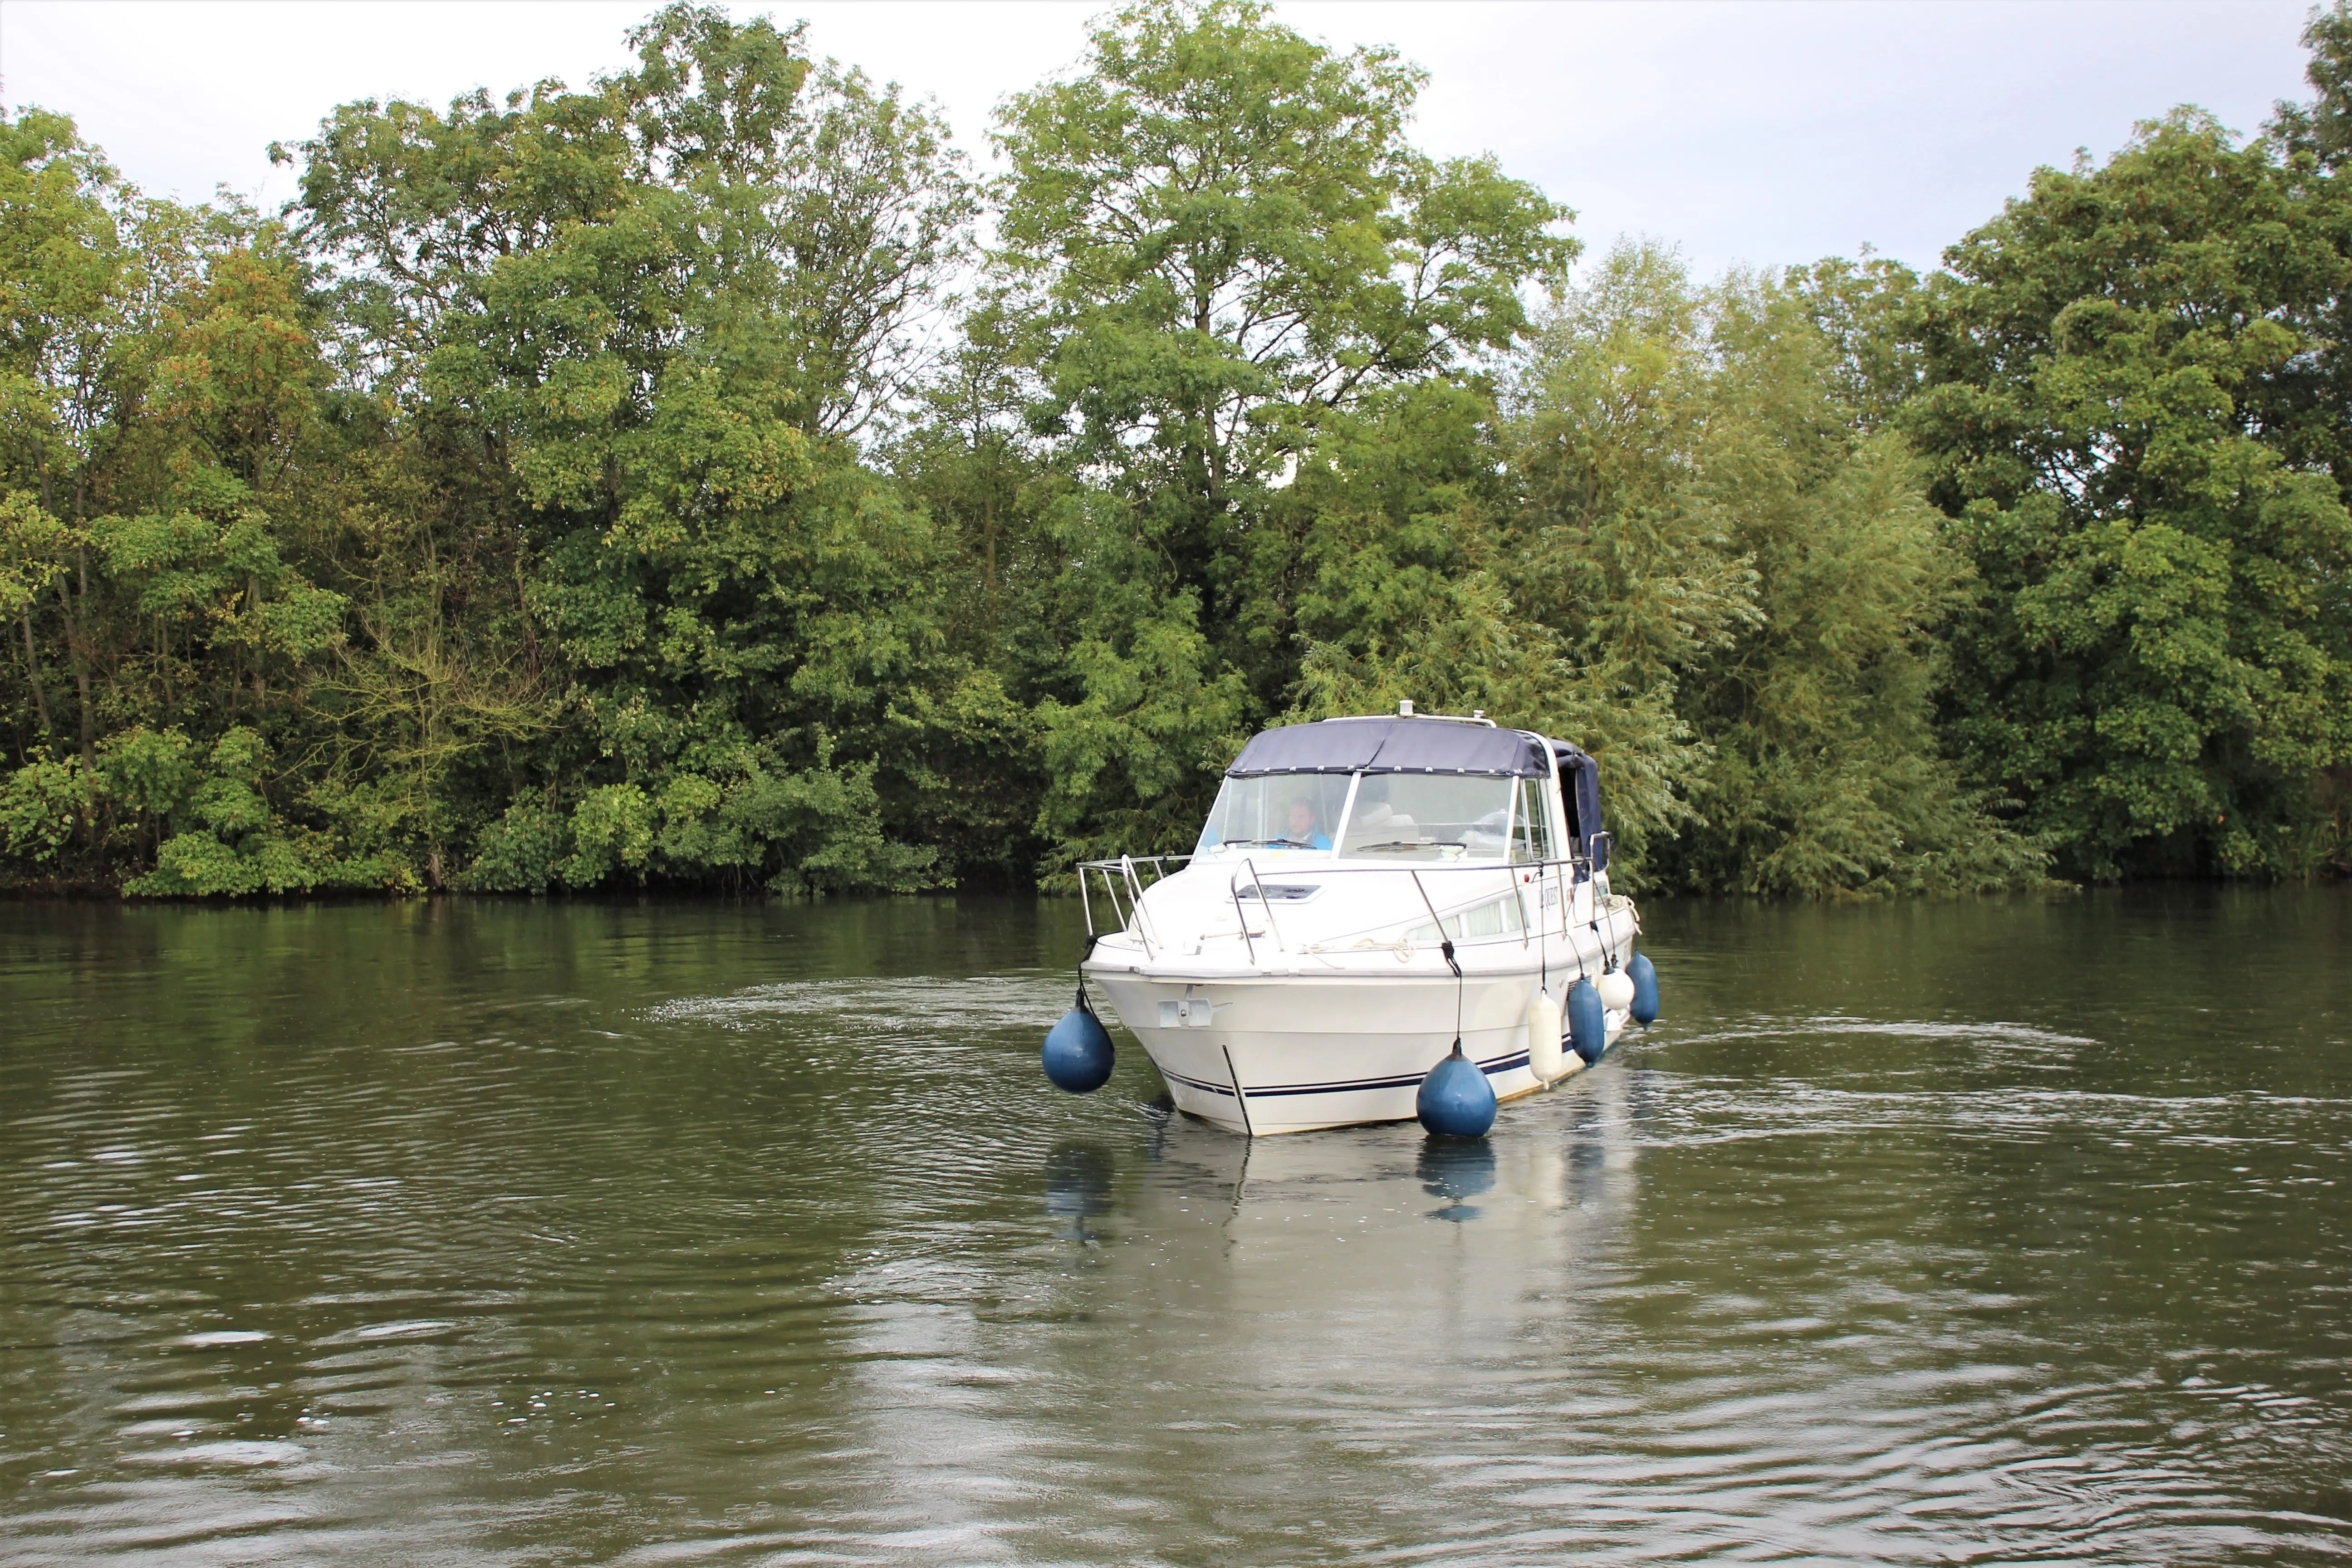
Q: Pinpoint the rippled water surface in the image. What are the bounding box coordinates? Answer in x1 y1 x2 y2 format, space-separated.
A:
2 891 2348 1565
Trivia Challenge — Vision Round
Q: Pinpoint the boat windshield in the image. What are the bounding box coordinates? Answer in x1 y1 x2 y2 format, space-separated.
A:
1197 771 1519 860
1197 773 1351 854
1338 774 1514 859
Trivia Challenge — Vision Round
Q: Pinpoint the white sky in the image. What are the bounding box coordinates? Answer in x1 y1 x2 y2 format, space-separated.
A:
0 0 2319 279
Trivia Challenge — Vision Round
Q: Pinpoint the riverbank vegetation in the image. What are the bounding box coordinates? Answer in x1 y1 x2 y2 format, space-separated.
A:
4 0 2348 897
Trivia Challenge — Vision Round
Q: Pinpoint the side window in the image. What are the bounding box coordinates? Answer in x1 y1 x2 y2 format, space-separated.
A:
1510 777 1558 863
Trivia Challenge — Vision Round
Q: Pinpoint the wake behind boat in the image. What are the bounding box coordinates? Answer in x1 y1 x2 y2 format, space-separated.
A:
1040 705 1660 1136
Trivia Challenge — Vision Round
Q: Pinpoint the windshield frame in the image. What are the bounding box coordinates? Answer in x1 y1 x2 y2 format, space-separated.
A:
1197 769 1538 864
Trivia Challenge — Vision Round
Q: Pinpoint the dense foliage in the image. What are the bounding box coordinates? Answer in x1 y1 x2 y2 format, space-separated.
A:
3 0 2347 897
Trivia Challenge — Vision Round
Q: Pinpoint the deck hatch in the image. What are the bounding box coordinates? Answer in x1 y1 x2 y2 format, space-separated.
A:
1235 883 1320 902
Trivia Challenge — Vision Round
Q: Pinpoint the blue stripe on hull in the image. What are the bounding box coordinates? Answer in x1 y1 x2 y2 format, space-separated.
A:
1159 1049 1533 1102
1160 1068 1238 1098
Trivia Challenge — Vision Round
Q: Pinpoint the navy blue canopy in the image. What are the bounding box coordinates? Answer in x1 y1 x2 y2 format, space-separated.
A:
1549 739 1605 853
1226 718 1551 779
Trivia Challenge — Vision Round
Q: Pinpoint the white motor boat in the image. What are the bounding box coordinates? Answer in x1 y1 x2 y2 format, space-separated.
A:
1068 706 1652 1136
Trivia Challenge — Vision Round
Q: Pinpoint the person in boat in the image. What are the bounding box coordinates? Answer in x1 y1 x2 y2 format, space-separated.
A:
1196 788 1334 851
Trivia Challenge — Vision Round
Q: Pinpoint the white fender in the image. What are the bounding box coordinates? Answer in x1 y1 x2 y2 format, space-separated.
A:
1597 970 1636 1015
1527 985 1566 1083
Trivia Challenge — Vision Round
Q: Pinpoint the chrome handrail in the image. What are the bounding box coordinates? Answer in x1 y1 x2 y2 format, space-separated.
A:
1225 865 1257 966
1118 855 1160 959
1078 854 1194 944
1231 856 1285 960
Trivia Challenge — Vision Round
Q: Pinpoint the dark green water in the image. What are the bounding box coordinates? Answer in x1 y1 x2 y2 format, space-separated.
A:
0 891 2346 1565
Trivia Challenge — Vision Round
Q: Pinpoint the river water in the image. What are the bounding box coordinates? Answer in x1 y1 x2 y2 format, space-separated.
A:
0 890 2346 1565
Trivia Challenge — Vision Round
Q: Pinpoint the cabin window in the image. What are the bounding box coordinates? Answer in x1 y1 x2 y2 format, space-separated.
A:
1196 773 1351 854
1510 776 1558 864
1337 774 1513 860
1406 895 1526 946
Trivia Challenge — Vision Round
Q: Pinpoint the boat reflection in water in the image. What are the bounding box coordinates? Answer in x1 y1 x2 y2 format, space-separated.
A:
1043 1062 1651 1343
1042 1142 1118 1241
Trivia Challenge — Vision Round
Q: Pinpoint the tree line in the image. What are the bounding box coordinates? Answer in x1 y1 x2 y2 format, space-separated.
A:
2 0 2347 898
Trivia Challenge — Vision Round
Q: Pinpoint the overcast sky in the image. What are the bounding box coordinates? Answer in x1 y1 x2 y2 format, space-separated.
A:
0 0 2321 279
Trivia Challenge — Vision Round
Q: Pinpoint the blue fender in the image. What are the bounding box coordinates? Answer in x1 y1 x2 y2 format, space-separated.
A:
1568 976 1607 1064
1416 1043 1497 1137
1042 1002 1115 1093
1627 951 1659 1026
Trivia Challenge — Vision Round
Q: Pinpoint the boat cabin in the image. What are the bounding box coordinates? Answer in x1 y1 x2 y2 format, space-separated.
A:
1194 715 1608 873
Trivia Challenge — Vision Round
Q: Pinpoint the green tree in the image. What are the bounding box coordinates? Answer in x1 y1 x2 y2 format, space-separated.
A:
1497 245 1757 871
283 3 999 892
1503 243 2034 894
1678 274 2037 894
1907 107 2352 878
18 0 2340 903
989 0 1573 862
0 108 392 891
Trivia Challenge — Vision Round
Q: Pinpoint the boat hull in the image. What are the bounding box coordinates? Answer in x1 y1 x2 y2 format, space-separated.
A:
1083 963 1630 1135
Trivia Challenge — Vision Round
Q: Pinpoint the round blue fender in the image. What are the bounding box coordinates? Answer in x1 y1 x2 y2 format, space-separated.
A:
1416 1042 1497 1137
1042 1000 1115 1093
